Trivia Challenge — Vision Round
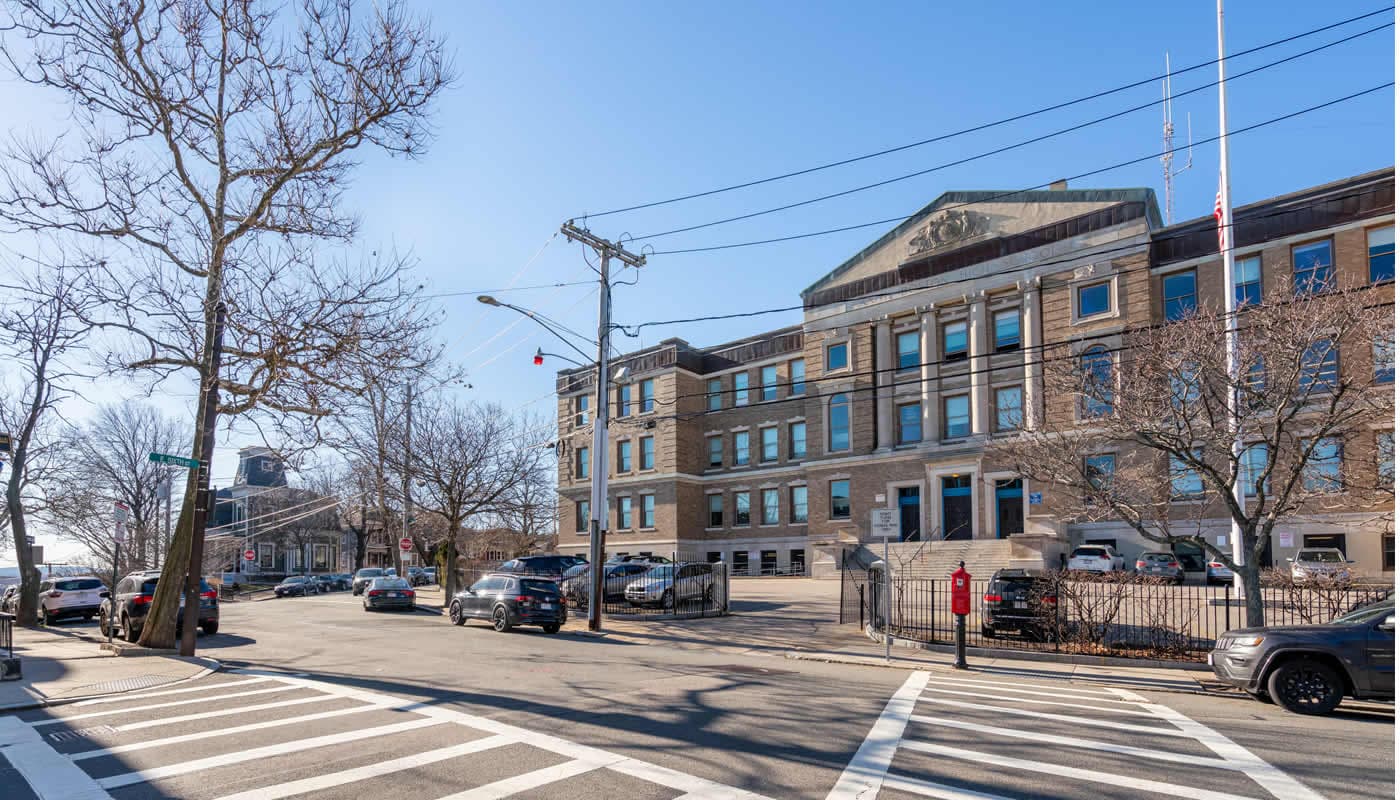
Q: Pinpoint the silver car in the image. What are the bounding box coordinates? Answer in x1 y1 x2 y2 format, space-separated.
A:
1133 552 1185 584
1289 547 1352 581
1206 559 1235 585
624 563 716 609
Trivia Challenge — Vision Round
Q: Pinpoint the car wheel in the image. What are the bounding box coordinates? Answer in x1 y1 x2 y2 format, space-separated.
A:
122 615 139 643
981 625 996 639
99 610 110 637
492 606 513 632
661 590 674 610
38 606 49 626
449 601 466 626
542 624 560 634
1267 657 1344 715
201 621 219 636
1249 690 1274 704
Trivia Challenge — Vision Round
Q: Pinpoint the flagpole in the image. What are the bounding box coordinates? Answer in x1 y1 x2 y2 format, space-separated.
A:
1216 0 1247 595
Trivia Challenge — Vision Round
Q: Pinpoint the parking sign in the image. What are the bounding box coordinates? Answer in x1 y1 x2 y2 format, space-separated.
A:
870 508 899 539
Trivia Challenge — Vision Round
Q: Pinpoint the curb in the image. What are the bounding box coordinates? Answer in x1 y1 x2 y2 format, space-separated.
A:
0 655 222 713
864 624 1213 673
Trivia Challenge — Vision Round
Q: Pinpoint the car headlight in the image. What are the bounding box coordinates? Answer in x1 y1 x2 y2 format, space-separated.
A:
1229 636 1264 649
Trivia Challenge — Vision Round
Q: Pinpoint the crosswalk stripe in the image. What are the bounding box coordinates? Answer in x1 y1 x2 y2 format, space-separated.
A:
823 670 931 800
114 693 339 732
926 675 1119 699
32 686 299 726
436 759 603 800
73 677 271 706
917 696 1193 738
909 713 1241 770
900 740 1259 800
919 686 1159 717
209 735 512 800
924 677 1141 703
96 717 444 789
0 717 112 800
880 772 1016 799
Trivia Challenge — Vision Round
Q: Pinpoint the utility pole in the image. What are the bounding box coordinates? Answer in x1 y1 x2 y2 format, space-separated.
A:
402 380 414 581
561 222 645 633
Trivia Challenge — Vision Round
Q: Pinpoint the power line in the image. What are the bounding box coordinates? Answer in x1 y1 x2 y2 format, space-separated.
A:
580 7 1394 220
648 82 1394 255
423 280 594 299
633 22 1392 242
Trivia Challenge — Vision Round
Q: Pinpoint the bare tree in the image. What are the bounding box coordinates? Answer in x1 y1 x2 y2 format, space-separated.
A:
991 287 1393 626
0 0 451 647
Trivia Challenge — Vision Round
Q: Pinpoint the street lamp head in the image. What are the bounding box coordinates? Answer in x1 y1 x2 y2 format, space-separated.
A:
613 365 630 382
476 295 500 306
533 348 545 366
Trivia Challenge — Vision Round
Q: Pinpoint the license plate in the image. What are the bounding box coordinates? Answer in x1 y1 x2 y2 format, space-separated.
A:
1207 652 1214 666
389 592 401 598
539 603 556 610
1014 601 1027 609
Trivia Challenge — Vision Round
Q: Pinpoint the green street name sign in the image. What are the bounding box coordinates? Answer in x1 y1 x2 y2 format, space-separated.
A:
149 452 201 469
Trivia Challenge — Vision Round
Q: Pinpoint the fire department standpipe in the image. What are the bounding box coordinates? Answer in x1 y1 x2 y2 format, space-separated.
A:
950 561 971 670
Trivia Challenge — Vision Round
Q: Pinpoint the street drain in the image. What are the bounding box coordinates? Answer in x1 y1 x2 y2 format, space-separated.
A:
700 664 797 676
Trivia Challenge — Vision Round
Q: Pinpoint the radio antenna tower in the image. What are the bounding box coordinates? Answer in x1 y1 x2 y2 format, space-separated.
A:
1160 52 1194 224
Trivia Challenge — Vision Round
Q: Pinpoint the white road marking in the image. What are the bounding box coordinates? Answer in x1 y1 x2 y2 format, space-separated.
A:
0 717 112 800
209 735 512 800
31 685 299 726
924 676 1141 703
925 675 1119 698
880 772 1015 799
909 713 1244 770
824 670 930 800
436 758 604 799
96 717 444 789
113 693 339 731
72 677 270 706
917 696 1193 738
900 740 1259 800
918 686 1160 716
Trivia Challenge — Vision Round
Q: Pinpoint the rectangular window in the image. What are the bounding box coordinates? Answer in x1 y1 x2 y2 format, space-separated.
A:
896 331 920 370
943 394 970 439
617 440 631 473
828 395 850 451
1163 269 1197 321
995 386 1023 432
1085 453 1115 489
574 395 589 427
761 365 778 401
760 426 779 462
734 431 750 466
1303 438 1343 492
707 378 723 411
898 402 921 444
617 496 632 529
942 320 968 361
789 421 807 459
1169 453 1204 498
617 384 631 418
575 500 590 533
1077 281 1111 318
789 359 806 395
640 379 655 412
734 372 749 406
708 494 723 528
1235 255 1262 306
707 436 723 468
826 342 848 371
762 489 780 525
1242 443 1270 497
790 486 808 523
1375 334 1395 384
829 480 850 520
735 492 750 526
1369 226 1395 283
640 436 655 470
1300 339 1338 392
576 446 589 479
1293 239 1334 296
994 309 1020 352
640 494 655 528
1378 431 1394 487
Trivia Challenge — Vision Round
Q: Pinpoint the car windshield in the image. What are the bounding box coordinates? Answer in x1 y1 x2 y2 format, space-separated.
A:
1299 550 1343 563
1071 547 1104 557
563 564 589 578
645 565 675 579
356 569 384 578
1330 597 1394 624
1143 554 1173 562
55 578 103 590
282 577 304 584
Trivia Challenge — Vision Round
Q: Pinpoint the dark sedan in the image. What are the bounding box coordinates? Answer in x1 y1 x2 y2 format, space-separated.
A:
352 568 387 595
362 577 416 611
448 573 564 633
274 576 317 597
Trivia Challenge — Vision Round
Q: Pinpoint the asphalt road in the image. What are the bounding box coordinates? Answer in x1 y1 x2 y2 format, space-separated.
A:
0 584 1392 799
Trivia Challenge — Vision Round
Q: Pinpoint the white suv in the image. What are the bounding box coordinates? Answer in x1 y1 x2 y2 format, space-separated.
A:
1067 545 1125 573
38 576 107 625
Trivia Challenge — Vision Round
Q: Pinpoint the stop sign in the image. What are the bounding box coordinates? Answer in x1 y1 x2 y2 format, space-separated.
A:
399 537 413 551
244 549 255 560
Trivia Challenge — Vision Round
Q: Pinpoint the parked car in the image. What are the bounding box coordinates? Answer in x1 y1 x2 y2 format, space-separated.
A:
606 554 671 565
1206 560 1236 586
422 567 438 585
1067 545 1125 573
329 574 353 591
362 577 416 612
624 562 717 609
1289 548 1352 581
981 569 1057 640
36 576 107 625
0 585 17 613
352 568 387 595
496 555 581 582
274 576 318 598
407 567 434 587
448 573 564 633
1134 552 1185 584
1209 596 1394 714
100 571 219 643
560 562 652 607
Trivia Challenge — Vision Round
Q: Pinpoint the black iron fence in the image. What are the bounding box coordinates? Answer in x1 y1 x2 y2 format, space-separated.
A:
0 611 12 658
847 572 1391 662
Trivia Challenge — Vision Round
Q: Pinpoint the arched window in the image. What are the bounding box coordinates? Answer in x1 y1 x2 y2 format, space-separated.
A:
1081 346 1113 418
828 393 850 451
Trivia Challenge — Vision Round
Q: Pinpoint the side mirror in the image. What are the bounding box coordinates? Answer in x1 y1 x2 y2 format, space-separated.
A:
1380 614 1395 633
99 591 111 598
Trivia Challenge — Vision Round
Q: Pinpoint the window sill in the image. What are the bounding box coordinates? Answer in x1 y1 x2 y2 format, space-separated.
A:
831 516 851 522
758 523 781 528
704 527 724 532
789 521 808 527
639 527 657 532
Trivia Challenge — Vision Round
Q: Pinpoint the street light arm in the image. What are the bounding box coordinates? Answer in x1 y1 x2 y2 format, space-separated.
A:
479 297 597 365
537 350 592 369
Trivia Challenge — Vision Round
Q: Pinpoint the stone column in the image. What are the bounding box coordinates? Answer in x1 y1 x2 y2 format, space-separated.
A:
968 290 989 435
919 307 939 442
1021 277 1043 430
874 319 893 449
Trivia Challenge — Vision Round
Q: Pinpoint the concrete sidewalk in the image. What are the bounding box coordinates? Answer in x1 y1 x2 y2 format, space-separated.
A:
0 623 218 712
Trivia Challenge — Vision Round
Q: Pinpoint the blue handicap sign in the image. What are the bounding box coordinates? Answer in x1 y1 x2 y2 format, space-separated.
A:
1029 492 1043 505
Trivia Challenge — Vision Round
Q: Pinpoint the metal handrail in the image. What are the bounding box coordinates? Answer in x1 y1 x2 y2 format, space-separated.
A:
0 612 14 659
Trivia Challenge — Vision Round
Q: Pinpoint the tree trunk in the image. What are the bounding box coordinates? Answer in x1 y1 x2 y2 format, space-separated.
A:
5 474 39 627
1242 563 1265 628
442 526 458 606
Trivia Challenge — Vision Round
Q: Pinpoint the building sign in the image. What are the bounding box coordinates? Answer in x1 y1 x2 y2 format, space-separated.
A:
1028 492 1042 505
1279 531 1294 548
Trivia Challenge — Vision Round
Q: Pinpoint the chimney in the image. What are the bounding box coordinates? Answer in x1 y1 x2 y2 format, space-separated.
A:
1048 179 1069 191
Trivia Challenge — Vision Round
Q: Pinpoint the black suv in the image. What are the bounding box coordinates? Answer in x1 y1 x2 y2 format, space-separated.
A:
448 573 565 633
100 571 220 643
496 556 581 582
1209 596 1394 714
981 569 1057 641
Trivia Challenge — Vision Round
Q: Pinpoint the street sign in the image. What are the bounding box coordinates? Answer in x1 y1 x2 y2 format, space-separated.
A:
244 549 256 561
114 501 130 523
398 537 413 551
1029 492 1043 505
148 452 200 469
400 551 413 561
870 508 899 539
25 535 33 546
30 545 43 563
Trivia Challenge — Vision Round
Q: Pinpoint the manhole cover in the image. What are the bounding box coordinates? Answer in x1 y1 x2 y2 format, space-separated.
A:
47 725 116 743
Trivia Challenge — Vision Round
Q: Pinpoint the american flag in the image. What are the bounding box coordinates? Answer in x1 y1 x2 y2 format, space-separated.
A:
1214 177 1226 253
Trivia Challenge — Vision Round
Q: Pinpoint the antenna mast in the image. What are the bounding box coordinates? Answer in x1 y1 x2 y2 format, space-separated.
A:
1160 52 1193 224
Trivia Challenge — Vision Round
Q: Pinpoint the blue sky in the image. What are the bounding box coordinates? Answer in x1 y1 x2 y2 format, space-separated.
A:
0 1 1393 561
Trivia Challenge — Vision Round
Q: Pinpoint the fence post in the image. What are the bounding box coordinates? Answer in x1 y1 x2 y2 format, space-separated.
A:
1225 582 1232 632
859 583 865 629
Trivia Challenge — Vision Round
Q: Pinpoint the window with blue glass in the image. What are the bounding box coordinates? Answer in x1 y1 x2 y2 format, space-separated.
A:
735 491 750 525
733 372 749 406
943 394 970 439
575 500 589 532
617 440 631 472
617 384 631 417
898 402 921 444
574 394 589 427
1242 443 1270 496
1080 346 1114 417
897 331 920 371
826 342 848 371
576 446 589 479
789 421 807 459
1234 256 1261 306
1170 361 1201 408
617 496 632 529
760 426 778 462
1169 452 1204 498
942 320 968 361
1302 438 1343 492
994 309 1020 352
995 386 1022 431
640 436 655 470
1163 270 1197 321
1378 432 1394 488
1375 334 1395 384
1369 226 1395 284
829 480 851 520
1292 240 1334 296
706 378 723 411
1299 339 1338 392
760 365 778 402
733 431 749 466
640 378 655 412
641 494 655 528
1077 281 1111 318
789 359 806 395
1084 453 1115 489
828 394 850 451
